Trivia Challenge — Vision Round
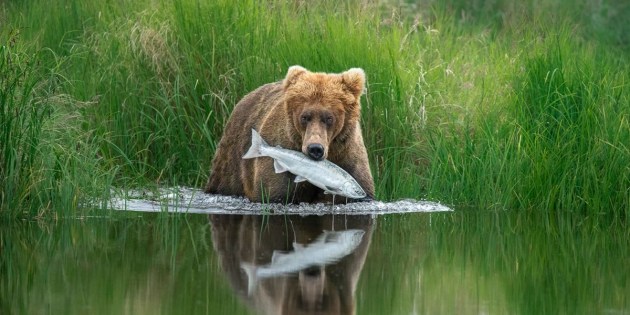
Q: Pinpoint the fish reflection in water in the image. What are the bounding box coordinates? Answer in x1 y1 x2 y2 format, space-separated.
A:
210 214 374 315
241 229 365 295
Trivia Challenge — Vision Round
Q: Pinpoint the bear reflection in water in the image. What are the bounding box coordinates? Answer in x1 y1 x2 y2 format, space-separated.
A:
210 214 374 315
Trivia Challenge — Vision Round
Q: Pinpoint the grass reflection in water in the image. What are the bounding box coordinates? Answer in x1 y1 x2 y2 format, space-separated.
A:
1 210 627 315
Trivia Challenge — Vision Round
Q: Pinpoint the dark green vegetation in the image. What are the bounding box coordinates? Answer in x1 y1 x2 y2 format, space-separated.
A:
1 212 628 314
2 0 629 220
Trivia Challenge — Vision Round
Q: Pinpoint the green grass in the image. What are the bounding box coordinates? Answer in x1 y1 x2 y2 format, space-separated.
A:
0 30 114 217
1 0 629 220
425 31 630 219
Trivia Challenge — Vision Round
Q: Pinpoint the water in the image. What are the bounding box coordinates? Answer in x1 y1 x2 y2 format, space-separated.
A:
1 192 628 314
108 187 452 215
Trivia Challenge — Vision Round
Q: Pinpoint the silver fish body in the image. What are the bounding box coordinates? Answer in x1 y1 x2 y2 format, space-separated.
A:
242 129 367 199
240 229 365 295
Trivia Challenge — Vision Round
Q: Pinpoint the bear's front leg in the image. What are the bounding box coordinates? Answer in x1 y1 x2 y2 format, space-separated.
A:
248 158 297 203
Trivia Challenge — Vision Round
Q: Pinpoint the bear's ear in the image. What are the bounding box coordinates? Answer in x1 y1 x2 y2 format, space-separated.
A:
283 65 308 89
341 68 366 98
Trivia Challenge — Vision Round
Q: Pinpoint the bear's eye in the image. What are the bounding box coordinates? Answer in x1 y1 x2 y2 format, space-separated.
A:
324 116 334 127
300 115 310 125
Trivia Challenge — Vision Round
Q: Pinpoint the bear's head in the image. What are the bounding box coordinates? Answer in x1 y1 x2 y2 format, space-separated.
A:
283 65 365 161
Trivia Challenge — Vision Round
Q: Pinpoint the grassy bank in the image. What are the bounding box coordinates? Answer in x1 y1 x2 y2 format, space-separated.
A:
1 0 629 220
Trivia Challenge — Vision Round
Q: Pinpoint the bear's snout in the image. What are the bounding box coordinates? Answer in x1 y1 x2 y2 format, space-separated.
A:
307 143 325 160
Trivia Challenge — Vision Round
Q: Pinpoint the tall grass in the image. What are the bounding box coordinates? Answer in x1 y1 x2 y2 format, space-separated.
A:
2 0 629 220
0 30 113 217
425 30 630 220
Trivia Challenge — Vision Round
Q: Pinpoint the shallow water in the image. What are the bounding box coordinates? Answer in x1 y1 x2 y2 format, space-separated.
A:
2 194 629 314
108 187 452 215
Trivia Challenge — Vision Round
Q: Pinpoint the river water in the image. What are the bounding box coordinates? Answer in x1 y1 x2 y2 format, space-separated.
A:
1 189 628 314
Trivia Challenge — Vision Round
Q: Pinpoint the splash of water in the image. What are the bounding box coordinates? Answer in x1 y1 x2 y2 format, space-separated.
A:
109 187 451 215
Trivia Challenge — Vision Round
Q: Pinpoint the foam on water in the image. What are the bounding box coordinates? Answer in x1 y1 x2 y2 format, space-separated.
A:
109 187 451 215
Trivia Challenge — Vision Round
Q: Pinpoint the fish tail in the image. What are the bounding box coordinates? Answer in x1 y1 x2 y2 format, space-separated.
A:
242 129 268 159
240 262 259 296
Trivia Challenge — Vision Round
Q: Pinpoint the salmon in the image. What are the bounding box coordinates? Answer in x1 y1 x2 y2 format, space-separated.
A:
243 129 367 199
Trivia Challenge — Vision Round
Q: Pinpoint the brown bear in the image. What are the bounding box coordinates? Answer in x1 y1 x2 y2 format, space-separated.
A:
205 66 374 203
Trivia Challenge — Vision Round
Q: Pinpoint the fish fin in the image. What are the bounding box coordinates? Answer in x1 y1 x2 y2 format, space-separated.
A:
274 160 289 173
322 185 339 194
240 262 258 296
242 129 269 159
294 175 307 183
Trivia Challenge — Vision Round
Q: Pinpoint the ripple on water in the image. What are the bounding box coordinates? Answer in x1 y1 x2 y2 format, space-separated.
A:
109 187 451 215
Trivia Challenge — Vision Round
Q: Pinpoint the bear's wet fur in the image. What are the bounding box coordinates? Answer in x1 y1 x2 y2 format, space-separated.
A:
205 66 374 203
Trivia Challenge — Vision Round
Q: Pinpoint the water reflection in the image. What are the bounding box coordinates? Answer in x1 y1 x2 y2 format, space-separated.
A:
2 211 627 314
210 214 374 315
